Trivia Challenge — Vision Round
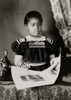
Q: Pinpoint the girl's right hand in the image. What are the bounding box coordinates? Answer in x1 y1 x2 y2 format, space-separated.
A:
20 63 30 69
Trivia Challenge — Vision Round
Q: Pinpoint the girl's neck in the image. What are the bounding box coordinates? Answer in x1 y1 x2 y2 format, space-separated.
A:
26 33 45 41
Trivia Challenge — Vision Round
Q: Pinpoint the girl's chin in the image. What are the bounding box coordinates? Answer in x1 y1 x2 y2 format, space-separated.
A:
30 33 41 37
30 34 41 37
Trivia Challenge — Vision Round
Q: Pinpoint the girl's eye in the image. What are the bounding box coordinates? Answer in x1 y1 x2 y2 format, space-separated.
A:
38 23 41 26
30 24 35 26
30 23 41 27
32 24 35 26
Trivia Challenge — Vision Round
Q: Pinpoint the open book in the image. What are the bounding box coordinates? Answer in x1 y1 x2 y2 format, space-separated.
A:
11 54 61 90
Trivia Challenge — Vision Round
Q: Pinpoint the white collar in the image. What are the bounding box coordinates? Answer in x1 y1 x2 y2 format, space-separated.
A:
26 35 46 41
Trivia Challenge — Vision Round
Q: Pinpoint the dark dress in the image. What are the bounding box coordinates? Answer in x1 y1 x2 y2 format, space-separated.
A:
11 38 59 71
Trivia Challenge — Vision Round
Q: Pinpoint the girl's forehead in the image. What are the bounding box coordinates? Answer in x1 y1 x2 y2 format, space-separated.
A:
28 17 41 23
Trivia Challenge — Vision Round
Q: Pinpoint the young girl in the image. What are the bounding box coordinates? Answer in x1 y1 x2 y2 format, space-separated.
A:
11 11 59 71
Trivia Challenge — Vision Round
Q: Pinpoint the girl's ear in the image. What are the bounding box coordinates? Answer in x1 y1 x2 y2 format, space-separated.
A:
25 25 28 29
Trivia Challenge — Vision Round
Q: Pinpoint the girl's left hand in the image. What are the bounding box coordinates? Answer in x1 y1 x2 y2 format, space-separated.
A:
50 54 55 65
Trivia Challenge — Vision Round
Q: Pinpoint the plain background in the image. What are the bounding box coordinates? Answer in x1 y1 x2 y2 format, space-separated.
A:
0 0 59 62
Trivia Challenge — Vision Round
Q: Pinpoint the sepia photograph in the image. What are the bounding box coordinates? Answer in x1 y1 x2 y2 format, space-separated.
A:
0 0 71 100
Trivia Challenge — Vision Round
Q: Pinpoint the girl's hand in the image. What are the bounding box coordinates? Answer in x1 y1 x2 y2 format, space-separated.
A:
50 58 55 65
20 64 30 69
50 54 55 65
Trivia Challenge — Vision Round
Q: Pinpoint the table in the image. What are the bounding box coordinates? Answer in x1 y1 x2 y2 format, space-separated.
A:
0 81 71 100
0 63 71 100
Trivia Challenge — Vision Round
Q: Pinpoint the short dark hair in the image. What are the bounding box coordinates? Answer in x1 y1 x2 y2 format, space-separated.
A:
24 11 43 25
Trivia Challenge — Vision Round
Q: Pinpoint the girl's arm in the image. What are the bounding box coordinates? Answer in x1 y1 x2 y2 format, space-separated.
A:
14 55 23 67
14 55 30 69
11 38 26 67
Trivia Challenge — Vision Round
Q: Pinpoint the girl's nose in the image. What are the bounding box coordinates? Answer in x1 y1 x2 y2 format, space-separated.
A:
35 25 39 30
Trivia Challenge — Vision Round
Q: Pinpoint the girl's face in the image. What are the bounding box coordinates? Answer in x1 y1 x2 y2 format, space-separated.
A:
27 18 42 37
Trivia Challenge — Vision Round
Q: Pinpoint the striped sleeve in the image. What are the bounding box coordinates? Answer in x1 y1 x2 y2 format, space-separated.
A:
11 38 26 55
